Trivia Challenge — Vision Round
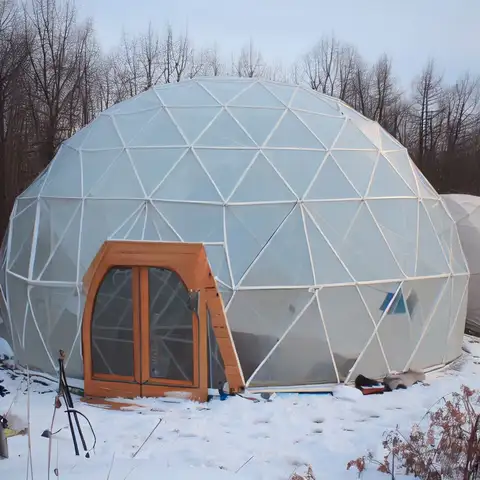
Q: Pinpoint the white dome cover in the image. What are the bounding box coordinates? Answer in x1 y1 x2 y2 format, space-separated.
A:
443 194 480 334
0 78 469 387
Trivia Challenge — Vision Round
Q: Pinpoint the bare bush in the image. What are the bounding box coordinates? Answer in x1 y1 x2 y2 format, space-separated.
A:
347 385 480 479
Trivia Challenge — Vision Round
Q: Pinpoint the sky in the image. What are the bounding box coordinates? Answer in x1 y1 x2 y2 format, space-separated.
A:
75 0 480 89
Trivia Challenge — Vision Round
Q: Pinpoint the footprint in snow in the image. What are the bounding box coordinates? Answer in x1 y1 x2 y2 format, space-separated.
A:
253 418 271 425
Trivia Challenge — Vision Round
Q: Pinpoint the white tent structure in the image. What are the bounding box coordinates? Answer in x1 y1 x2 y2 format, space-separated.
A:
443 194 480 335
0 78 470 394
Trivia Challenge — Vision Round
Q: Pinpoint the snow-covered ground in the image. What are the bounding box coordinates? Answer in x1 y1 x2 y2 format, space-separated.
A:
1 338 480 479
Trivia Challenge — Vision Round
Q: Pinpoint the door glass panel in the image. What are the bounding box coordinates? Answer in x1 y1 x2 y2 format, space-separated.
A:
148 267 194 382
91 267 134 377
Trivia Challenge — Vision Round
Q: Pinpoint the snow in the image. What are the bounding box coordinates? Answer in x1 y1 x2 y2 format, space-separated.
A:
0 338 479 479
0 337 13 360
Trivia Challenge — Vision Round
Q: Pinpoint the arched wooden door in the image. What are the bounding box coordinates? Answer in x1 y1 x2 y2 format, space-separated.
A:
81 241 244 402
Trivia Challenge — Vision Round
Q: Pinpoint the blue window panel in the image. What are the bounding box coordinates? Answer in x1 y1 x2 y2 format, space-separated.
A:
380 291 407 315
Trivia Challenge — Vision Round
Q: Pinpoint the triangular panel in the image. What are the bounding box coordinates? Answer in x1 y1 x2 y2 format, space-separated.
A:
263 82 296 106
41 206 82 282
225 203 294 285
229 82 284 108
416 202 450 276
414 168 438 199
229 153 296 202
108 89 162 114
88 151 145 198
333 119 376 150
82 115 123 150
241 205 314 286
111 206 146 241
125 211 146 240
8 202 36 278
128 108 186 147
204 245 231 287
296 111 345 149
14 198 36 218
319 286 376 380
152 150 222 202
146 203 182 241
42 147 82 198
306 201 404 281
227 289 314 379
20 170 48 199
228 107 283 146
362 282 413 372
305 200 360 241
305 154 360 200
250 298 337 386
446 275 468 361
423 199 453 264
409 278 452 369
368 199 418 276
22 302 56 373
263 149 325 198
266 111 325 149
198 79 251 104
380 129 403 151
156 81 220 107
195 148 255 200
367 154 415 197
65 124 91 150
195 109 256 147
32 199 80 280
304 210 353 284
143 205 162 241
331 150 377 197
155 202 223 243
347 335 389 381
168 107 222 143
383 150 418 196
451 229 469 274
341 107 382 149
128 148 186 197
80 200 143 274
290 88 340 116
113 109 159 145
81 149 123 196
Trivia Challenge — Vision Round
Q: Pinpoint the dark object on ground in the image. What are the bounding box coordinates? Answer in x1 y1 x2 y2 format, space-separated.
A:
383 370 426 391
0 385 8 397
354 374 385 395
56 350 95 458
0 422 8 459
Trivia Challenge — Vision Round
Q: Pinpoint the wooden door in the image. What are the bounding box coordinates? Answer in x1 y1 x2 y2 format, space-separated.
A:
89 266 142 398
82 241 245 402
139 267 199 396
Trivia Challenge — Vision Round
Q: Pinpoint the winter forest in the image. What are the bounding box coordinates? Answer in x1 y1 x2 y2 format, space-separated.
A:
0 0 479 241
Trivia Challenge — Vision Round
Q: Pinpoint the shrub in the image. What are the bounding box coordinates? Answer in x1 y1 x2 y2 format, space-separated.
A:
347 385 480 479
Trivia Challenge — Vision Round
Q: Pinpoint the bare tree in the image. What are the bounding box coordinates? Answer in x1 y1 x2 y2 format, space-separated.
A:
161 25 193 83
0 0 31 235
410 59 445 168
24 0 93 167
139 22 162 89
202 43 225 77
233 39 266 78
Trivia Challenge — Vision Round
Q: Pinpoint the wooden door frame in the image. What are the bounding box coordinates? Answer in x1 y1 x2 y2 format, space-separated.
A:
81 240 245 402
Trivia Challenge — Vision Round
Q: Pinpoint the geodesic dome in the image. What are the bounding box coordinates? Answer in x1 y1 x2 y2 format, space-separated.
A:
0 77 470 388
443 194 480 335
